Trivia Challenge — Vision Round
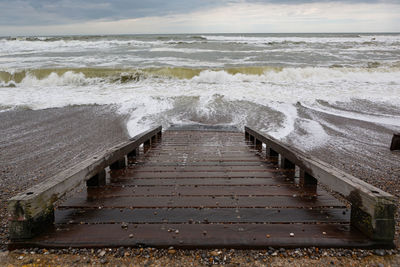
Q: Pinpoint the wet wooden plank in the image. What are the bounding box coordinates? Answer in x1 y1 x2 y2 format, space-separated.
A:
129 165 274 172
18 223 374 248
111 177 292 186
55 207 350 224
59 195 344 209
123 171 291 179
137 161 272 166
80 185 325 198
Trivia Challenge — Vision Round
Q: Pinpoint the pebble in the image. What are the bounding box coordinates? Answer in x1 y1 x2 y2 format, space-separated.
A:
210 250 222 256
99 250 106 257
290 232 295 237
374 249 386 256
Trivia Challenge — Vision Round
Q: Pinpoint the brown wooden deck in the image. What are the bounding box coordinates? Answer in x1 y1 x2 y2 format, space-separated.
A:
10 126 380 248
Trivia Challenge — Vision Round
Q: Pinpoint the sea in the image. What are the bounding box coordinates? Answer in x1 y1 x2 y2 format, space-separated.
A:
1 33 400 151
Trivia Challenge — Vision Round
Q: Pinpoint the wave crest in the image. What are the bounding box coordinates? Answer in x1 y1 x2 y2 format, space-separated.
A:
1 65 400 87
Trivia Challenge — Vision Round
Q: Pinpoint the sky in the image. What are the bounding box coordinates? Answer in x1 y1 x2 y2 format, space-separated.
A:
0 0 399 35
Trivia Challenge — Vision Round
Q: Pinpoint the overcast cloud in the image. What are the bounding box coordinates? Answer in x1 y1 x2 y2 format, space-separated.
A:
0 0 399 35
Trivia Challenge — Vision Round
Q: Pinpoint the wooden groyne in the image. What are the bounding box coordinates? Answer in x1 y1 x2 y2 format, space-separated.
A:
8 125 396 248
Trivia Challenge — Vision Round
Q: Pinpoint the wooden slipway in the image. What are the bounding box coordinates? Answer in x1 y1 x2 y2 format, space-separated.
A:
8 125 396 249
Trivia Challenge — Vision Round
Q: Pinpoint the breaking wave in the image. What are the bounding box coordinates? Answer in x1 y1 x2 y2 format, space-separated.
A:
1 65 400 87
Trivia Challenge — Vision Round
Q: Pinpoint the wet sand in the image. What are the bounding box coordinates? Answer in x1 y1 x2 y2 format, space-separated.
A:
1 105 400 266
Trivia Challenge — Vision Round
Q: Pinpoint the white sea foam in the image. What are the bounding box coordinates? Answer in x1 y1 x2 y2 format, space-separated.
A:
301 102 400 127
202 34 400 45
290 119 329 149
149 47 216 53
18 71 99 87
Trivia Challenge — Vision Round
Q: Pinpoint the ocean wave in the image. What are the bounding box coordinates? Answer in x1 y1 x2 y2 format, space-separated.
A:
201 34 400 45
2 65 400 86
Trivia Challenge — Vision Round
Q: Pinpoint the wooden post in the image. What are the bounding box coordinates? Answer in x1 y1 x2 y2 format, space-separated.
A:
86 169 106 187
144 139 151 153
8 205 54 240
245 132 250 141
266 147 279 157
390 133 400 151
110 157 126 170
349 191 396 242
151 135 157 146
157 131 162 141
299 169 317 186
255 139 262 152
127 148 139 163
248 135 255 149
280 156 295 170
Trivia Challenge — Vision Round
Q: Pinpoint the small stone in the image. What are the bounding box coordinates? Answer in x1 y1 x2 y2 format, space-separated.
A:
290 232 294 237
322 231 327 235
121 222 128 229
129 234 134 238
203 231 207 235
210 250 222 256
175 229 179 234
168 249 176 255
266 234 270 238
99 250 106 257
100 258 108 264
374 249 385 256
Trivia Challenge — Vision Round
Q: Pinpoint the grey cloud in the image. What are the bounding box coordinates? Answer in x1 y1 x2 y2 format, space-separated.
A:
0 0 396 26
0 0 227 26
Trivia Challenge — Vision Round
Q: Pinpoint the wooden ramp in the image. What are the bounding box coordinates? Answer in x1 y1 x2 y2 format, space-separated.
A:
9 125 382 248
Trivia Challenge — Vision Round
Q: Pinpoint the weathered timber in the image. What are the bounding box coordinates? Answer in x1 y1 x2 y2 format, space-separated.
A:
390 133 400 151
280 156 295 170
86 169 106 187
267 148 279 157
110 158 126 170
299 169 318 186
255 139 262 152
245 126 396 243
8 126 162 240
